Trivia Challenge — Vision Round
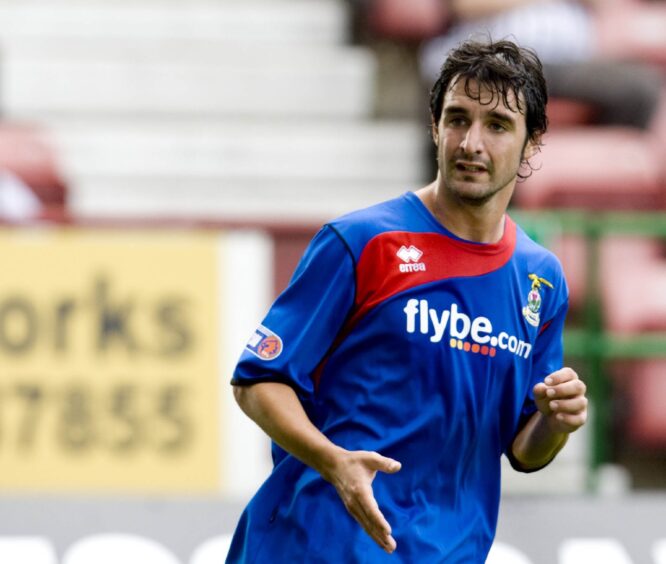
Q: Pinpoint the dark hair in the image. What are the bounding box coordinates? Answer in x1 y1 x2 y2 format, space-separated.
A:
429 39 548 146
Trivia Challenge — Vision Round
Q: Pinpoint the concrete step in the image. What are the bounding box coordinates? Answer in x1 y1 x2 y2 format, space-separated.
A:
0 0 348 46
1 47 376 119
46 120 427 221
49 120 425 181
68 176 423 223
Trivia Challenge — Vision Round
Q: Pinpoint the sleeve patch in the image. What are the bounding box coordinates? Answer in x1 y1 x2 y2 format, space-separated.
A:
245 325 283 360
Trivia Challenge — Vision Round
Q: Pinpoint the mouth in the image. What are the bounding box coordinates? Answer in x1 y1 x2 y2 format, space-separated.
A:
455 161 488 174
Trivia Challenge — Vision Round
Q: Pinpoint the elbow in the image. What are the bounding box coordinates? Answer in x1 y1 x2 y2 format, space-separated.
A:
508 434 567 474
233 382 267 416
233 384 251 410
506 448 551 474
234 385 254 414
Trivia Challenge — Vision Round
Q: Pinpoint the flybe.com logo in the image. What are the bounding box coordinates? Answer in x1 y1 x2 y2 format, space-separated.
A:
403 299 532 359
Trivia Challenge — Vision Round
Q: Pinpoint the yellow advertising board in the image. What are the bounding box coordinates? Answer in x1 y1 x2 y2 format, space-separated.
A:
0 227 220 493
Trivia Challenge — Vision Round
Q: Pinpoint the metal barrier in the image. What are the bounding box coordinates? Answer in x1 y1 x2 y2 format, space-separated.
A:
513 210 666 490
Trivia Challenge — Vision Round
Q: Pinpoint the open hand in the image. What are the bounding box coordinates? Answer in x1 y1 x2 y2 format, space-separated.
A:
324 449 401 554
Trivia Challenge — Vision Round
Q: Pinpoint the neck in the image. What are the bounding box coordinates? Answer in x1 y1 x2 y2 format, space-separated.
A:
417 177 512 244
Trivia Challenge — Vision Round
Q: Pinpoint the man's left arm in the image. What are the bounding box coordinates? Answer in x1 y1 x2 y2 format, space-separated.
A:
510 367 588 471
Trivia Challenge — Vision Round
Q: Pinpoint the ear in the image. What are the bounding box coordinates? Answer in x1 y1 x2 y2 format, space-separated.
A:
522 137 540 161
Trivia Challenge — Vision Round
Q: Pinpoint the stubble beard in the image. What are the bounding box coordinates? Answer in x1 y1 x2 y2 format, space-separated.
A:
441 156 520 208
443 166 513 208
447 178 504 207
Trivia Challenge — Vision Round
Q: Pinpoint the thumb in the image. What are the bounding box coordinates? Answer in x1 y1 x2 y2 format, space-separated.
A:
370 453 402 474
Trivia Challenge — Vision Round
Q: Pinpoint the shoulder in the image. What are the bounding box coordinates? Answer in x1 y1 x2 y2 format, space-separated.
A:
513 223 564 272
506 223 569 332
326 193 421 257
512 221 568 301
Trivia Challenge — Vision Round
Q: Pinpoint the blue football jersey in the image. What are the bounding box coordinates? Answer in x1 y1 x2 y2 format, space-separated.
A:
228 192 568 563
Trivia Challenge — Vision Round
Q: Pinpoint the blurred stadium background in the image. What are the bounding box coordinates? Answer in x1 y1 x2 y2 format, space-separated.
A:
0 0 664 562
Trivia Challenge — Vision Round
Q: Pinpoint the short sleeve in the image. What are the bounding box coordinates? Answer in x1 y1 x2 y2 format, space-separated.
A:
506 288 569 472
518 291 569 421
231 225 355 400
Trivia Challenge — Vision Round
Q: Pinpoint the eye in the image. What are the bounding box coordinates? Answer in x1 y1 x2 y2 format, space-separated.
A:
488 122 506 132
447 116 467 127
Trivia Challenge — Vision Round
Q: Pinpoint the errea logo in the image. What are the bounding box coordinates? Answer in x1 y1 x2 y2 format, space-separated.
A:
397 245 426 273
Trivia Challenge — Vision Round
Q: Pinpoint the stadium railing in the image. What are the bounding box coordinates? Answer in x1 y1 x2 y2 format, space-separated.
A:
513 209 666 491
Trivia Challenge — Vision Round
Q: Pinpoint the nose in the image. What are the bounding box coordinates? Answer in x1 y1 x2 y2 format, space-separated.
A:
460 122 484 154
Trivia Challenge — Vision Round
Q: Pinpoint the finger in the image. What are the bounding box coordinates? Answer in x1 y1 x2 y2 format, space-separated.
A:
546 380 587 400
358 487 392 537
341 482 390 537
533 382 548 399
549 396 588 415
347 495 395 553
366 452 402 474
346 503 387 550
553 410 587 429
356 487 395 551
544 367 578 386
384 535 397 554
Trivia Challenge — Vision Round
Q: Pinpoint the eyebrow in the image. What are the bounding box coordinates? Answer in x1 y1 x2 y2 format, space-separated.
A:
487 110 517 126
444 105 517 126
443 105 469 116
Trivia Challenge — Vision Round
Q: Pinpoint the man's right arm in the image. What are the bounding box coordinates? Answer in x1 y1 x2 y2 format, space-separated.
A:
232 382 401 553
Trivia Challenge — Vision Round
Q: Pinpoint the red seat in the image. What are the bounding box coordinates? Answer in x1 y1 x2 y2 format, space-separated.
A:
599 236 666 334
364 0 450 41
625 360 666 448
597 2 666 68
515 128 662 210
548 234 588 311
648 93 666 207
546 99 598 129
0 124 68 213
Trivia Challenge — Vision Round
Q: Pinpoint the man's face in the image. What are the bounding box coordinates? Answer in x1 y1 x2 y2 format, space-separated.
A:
433 77 537 206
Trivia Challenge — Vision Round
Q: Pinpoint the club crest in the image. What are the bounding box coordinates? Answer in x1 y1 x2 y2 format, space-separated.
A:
522 274 553 327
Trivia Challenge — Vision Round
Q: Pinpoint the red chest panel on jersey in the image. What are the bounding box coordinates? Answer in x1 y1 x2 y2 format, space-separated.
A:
350 218 517 327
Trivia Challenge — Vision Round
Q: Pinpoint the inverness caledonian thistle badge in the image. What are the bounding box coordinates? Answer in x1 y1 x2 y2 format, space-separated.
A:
522 273 553 327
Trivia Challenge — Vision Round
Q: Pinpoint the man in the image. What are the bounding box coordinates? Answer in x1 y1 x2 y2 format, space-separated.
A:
228 40 588 563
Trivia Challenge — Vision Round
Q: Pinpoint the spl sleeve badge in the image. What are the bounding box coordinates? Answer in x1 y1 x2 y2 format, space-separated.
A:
246 324 283 360
522 274 554 327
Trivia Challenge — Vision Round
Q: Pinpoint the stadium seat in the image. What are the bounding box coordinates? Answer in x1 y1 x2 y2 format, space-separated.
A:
546 99 598 129
52 120 424 222
547 234 588 311
516 128 662 211
0 2 348 47
596 1 666 68
598 237 666 450
545 232 666 325
649 93 666 207
0 124 68 213
364 0 450 41
624 360 666 448
599 236 666 334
